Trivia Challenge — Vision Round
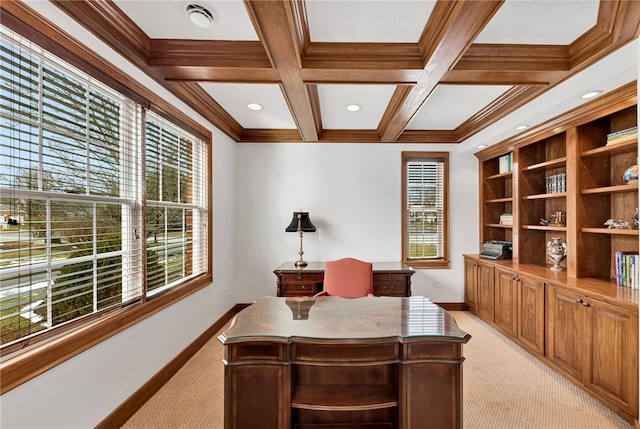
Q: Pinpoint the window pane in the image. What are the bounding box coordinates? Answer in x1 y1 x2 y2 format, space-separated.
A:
402 152 449 268
145 113 206 295
0 29 142 346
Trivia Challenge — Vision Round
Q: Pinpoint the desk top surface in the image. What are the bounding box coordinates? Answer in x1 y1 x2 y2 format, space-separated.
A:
274 261 414 273
219 296 469 344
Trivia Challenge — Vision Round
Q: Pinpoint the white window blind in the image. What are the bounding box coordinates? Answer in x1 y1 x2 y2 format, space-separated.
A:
402 152 449 267
144 112 207 296
0 28 144 345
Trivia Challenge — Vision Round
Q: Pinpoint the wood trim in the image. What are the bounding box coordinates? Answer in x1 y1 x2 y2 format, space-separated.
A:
0 274 213 395
455 85 547 142
167 82 243 141
475 81 638 161
95 304 241 429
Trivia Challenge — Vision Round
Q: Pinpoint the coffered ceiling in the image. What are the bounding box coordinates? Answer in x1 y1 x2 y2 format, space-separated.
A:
24 1 640 144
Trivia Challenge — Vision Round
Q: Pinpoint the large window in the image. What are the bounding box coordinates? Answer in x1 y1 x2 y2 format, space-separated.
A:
401 152 449 268
0 28 208 349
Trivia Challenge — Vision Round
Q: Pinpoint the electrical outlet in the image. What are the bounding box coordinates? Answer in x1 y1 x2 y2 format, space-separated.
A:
224 287 229 298
433 280 439 289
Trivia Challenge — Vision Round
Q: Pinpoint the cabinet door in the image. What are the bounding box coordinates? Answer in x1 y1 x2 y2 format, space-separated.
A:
463 257 477 310
476 261 495 321
517 274 545 355
493 268 518 337
546 284 586 381
586 299 638 416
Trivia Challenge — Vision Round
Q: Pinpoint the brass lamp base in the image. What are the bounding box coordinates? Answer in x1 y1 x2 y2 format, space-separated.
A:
295 259 308 268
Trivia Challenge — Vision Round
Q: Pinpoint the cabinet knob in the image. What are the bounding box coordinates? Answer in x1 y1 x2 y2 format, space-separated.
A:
384 285 394 291
387 273 391 279
581 301 589 307
302 285 306 290
297 274 302 280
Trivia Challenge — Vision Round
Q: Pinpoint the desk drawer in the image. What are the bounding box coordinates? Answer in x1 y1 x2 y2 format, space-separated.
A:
373 273 407 282
373 283 406 296
283 282 319 295
282 273 323 282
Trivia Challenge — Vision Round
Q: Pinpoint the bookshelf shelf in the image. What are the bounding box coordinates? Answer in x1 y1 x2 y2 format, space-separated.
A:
522 192 566 200
486 197 513 204
581 184 638 195
486 223 513 229
522 157 567 172
486 171 513 181
582 228 639 236
581 139 637 157
522 225 567 231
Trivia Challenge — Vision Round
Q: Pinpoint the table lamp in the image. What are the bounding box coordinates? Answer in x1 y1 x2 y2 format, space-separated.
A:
285 211 316 268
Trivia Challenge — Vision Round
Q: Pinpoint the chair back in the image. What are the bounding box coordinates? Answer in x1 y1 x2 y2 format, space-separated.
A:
321 257 373 297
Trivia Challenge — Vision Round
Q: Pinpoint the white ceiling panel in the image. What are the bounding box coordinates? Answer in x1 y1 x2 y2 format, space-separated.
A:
199 83 296 129
318 85 396 129
475 0 599 44
305 0 436 42
113 0 258 40
407 85 511 130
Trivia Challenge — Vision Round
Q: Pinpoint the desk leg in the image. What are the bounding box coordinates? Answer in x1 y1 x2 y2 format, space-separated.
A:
399 346 464 429
224 361 290 429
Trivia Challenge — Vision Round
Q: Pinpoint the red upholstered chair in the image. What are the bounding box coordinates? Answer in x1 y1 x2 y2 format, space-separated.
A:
315 257 374 298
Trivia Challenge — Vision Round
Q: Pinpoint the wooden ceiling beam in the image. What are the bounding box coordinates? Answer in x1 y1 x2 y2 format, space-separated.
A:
378 0 505 142
244 0 320 141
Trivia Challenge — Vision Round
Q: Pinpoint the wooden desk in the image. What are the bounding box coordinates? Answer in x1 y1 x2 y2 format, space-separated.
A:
274 261 415 297
219 296 471 429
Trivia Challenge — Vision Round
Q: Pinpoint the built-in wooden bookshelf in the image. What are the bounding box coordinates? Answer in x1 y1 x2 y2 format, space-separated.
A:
478 83 638 284
470 82 639 423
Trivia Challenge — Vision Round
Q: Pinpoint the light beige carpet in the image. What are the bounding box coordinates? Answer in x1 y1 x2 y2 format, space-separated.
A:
121 311 633 429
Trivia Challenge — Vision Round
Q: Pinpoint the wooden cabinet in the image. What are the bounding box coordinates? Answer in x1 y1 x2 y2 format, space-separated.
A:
546 284 638 418
463 256 494 320
546 284 588 380
516 273 545 355
493 267 518 338
466 261 545 356
274 262 414 297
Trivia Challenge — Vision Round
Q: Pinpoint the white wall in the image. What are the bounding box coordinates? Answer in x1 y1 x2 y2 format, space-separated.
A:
235 143 479 303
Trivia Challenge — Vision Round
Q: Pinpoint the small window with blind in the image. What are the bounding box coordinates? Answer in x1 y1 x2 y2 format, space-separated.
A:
401 152 450 269
0 26 208 349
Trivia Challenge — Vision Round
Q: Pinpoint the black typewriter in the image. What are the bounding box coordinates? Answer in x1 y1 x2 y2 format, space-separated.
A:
479 240 513 260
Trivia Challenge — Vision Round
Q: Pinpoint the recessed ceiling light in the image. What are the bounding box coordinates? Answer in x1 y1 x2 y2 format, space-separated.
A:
247 103 262 111
346 104 360 112
515 125 529 131
477 145 487 149
186 4 214 28
581 90 602 99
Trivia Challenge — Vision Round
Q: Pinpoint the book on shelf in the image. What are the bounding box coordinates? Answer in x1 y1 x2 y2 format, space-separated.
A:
545 173 566 194
499 213 513 225
614 251 639 289
498 152 513 174
606 126 637 146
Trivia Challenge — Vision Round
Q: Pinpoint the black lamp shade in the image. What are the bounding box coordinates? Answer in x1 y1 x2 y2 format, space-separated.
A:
285 212 316 232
